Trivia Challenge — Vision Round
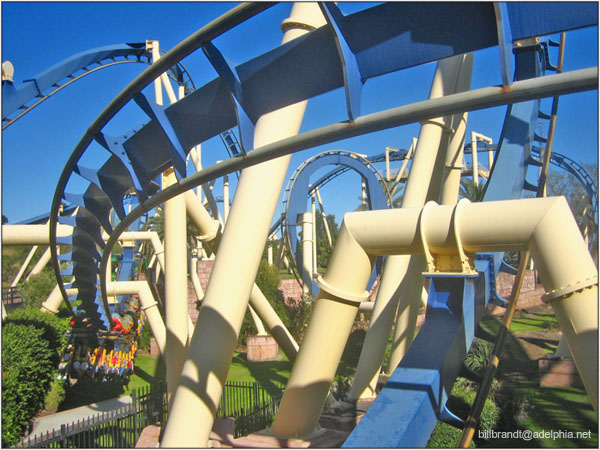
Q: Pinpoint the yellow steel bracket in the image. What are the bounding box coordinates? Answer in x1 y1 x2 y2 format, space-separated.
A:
421 199 478 276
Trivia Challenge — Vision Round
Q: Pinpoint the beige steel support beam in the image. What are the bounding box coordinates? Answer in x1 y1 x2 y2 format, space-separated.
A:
2 224 72 245
298 212 314 295
188 251 204 302
42 284 66 314
385 146 392 181
105 281 166 354
361 180 367 208
388 52 474 374
351 53 473 401
471 132 479 186
315 187 332 249
190 146 224 226
470 132 492 187
273 196 597 439
27 247 52 279
392 137 417 187
41 285 77 314
272 217 375 438
249 283 299 358
249 305 267 335
223 173 230 223
163 168 189 404
147 40 178 106
148 40 163 106
12 245 39 286
160 5 325 446
311 194 318 275
189 146 203 202
185 186 294 357
114 231 166 271
267 240 274 266
439 109 470 205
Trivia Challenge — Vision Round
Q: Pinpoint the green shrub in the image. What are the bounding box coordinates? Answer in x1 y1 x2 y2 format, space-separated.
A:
286 293 314 342
338 328 367 377
255 259 286 315
239 309 258 346
21 269 56 309
2 245 34 287
1 309 70 445
2 323 54 446
493 381 531 430
44 377 66 412
464 339 492 375
250 259 291 333
427 378 500 448
4 308 69 363
139 319 154 350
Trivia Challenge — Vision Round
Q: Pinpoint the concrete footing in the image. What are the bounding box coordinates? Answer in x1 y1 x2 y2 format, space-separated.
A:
135 424 161 448
247 335 279 361
227 428 349 448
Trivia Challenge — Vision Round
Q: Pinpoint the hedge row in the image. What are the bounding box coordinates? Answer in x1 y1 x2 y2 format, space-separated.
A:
2 308 70 446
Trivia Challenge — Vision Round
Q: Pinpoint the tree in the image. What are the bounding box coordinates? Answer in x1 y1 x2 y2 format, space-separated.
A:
21 269 56 309
459 178 486 202
384 179 405 208
315 213 339 270
546 164 597 230
545 163 598 262
2 245 33 287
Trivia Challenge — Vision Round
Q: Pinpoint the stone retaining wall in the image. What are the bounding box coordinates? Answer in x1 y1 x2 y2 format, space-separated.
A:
490 269 546 314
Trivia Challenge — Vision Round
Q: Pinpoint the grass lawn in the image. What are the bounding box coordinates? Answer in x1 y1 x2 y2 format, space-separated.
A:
125 353 166 395
468 307 598 448
224 351 291 388
128 351 292 393
480 310 561 336
487 381 598 448
520 384 598 448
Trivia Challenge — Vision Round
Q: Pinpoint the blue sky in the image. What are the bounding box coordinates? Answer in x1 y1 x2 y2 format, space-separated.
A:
1 2 598 226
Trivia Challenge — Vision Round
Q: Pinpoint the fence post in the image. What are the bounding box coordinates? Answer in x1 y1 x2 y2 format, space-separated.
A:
223 383 228 417
132 387 138 442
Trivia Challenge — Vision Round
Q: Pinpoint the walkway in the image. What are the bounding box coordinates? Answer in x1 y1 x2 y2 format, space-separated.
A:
28 395 132 437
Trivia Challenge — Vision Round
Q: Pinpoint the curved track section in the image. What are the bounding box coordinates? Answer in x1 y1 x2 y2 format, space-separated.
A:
2 44 194 129
531 147 598 224
281 150 392 290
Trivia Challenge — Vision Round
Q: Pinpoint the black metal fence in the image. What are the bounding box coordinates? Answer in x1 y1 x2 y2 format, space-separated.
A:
233 396 282 438
217 380 284 438
19 380 284 447
17 383 167 448
2 285 24 314
218 380 283 417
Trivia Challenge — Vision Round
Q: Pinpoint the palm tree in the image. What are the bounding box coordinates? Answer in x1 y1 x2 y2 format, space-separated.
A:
459 178 486 202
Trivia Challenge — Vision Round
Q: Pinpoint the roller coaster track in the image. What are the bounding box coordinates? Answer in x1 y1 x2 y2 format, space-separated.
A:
27 1 596 445
2 44 194 130
530 147 598 223
280 149 392 290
